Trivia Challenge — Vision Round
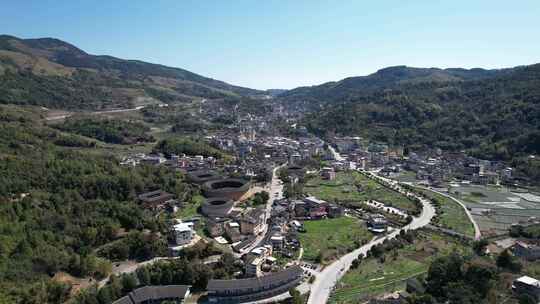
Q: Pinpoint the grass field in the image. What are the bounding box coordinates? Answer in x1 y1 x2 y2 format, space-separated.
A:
304 171 418 213
418 188 475 238
330 256 426 303
175 194 204 219
298 217 372 263
329 231 472 303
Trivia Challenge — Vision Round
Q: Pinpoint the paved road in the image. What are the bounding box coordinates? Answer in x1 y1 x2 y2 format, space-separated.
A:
45 105 150 121
372 171 481 240
327 145 345 161
307 150 436 304
242 165 285 253
307 194 436 304
419 186 482 240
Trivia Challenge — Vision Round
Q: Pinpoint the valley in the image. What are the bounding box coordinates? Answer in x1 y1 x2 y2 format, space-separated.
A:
0 31 539 304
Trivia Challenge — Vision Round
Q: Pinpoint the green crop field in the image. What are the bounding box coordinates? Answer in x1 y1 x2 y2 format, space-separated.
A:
298 217 372 263
304 171 419 213
329 231 472 303
330 256 426 303
417 188 475 238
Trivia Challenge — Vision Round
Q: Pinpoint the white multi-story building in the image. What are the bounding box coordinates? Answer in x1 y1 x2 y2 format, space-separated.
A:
173 222 194 245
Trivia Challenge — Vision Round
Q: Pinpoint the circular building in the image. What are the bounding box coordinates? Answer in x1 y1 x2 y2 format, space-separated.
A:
201 197 234 217
187 170 222 184
203 178 251 201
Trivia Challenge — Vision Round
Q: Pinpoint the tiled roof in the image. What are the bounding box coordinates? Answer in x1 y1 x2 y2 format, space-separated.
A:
112 285 190 304
112 296 132 304
138 190 174 203
207 266 302 292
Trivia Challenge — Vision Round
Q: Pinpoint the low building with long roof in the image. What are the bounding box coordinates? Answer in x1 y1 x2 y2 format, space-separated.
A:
207 266 303 302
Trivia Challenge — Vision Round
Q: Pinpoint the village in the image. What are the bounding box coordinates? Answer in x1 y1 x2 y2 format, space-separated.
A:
102 115 540 304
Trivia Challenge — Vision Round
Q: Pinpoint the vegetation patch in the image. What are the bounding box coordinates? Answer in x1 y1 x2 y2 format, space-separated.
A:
0 105 198 302
56 117 154 144
329 231 472 303
416 188 475 238
304 171 419 213
298 217 371 263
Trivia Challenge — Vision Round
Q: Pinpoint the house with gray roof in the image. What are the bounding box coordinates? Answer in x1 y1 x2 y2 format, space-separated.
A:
207 266 303 302
112 285 190 304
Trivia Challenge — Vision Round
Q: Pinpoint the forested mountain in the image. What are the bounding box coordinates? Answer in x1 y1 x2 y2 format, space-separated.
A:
299 64 540 183
0 105 201 302
280 65 512 106
0 35 263 110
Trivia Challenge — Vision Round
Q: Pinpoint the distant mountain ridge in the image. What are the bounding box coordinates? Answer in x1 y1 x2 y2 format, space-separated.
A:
0 34 263 110
300 62 540 185
279 65 516 104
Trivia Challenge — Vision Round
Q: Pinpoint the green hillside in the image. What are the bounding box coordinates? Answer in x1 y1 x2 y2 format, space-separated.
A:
0 105 198 302
0 35 263 110
298 64 540 184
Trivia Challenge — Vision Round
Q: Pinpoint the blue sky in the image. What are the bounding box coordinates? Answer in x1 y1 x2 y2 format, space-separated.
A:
1 0 539 89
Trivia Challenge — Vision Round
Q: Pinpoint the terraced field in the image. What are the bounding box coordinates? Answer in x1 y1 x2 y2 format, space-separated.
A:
329 231 472 303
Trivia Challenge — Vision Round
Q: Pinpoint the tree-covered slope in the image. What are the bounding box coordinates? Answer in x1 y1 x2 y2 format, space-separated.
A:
302 64 540 182
280 65 510 107
0 105 197 302
0 35 263 110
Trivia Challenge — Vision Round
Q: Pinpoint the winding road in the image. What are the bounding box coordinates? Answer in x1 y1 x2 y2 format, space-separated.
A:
307 150 437 304
419 186 482 240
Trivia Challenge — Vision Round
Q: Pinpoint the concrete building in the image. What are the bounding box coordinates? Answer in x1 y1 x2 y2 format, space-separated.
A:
245 256 264 277
172 221 194 245
304 196 328 219
328 205 344 218
225 222 242 242
140 154 167 166
321 167 336 180
270 235 285 250
293 201 308 218
513 276 540 302
513 241 540 261
240 208 266 235
206 217 227 237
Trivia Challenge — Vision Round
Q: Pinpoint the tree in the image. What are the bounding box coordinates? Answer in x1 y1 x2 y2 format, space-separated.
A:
121 273 137 293
497 250 512 269
45 281 71 304
472 239 489 255
108 275 122 300
252 191 270 206
97 287 112 304
464 263 495 296
409 294 436 304
289 287 303 304
497 250 522 272
425 253 464 298
445 282 480 304
370 244 384 258
351 258 361 269
136 267 151 286
519 294 537 304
